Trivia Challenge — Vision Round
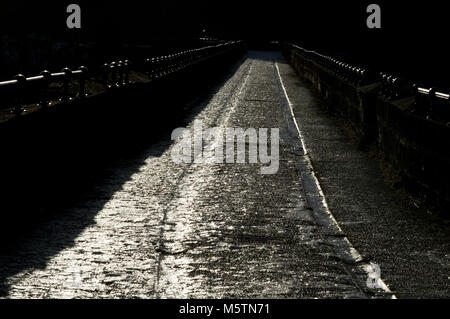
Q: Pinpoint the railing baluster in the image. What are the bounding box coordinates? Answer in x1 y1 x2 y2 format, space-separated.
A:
62 68 73 102
79 66 88 98
13 74 26 116
39 70 52 108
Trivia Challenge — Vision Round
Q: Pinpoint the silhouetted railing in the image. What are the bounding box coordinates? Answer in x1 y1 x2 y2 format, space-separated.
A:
412 85 450 121
0 67 89 116
142 42 244 79
101 61 131 90
0 41 244 118
284 43 450 123
286 44 376 86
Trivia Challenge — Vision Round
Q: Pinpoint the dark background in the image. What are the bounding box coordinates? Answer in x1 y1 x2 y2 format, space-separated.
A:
0 0 448 87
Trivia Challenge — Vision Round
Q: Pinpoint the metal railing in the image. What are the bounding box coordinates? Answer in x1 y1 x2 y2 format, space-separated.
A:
0 67 89 116
0 41 244 118
285 43 450 123
142 41 244 79
101 60 131 89
412 85 450 120
285 43 376 87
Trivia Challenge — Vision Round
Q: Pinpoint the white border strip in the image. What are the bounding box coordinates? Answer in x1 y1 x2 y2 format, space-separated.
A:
275 62 396 298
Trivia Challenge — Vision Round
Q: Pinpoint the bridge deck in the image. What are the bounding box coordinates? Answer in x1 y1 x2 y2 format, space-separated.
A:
0 51 448 299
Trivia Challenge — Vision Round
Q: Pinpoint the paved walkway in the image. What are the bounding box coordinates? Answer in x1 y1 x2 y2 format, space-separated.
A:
0 51 448 298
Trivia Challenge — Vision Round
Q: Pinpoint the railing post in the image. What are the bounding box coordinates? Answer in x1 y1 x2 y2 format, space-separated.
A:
145 58 151 77
62 67 73 102
412 84 431 117
102 63 110 90
154 57 160 78
117 61 124 87
428 88 437 119
13 74 26 116
380 73 389 98
412 84 422 115
124 60 130 84
39 70 52 108
110 62 118 88
79 66 88 98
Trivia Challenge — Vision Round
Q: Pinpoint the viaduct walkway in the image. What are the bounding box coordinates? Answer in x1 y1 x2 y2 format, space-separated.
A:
0 51 448 299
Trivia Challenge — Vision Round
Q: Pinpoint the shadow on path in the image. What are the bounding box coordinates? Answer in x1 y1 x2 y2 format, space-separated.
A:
0 55 246 297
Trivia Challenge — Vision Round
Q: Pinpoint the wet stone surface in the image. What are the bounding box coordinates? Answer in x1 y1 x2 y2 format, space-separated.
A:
0 52 447 299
